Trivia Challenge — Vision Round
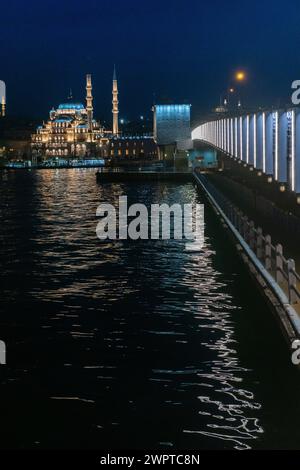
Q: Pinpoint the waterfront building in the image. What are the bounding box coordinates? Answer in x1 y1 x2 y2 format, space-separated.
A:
153 104 191 146
107 135 158 160
153 104 192 165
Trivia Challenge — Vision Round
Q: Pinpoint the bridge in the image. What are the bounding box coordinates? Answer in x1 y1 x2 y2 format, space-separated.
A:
192 109 300 196
189 108 300 350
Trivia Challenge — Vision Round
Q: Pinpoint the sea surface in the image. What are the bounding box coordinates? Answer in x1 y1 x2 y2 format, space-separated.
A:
0 168 299 450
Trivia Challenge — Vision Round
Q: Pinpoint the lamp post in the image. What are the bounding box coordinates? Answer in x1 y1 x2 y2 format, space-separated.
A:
218 70 247 113
234 70 247 109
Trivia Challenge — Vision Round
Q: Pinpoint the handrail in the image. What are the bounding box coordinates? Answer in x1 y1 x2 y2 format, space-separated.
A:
197 174 300 306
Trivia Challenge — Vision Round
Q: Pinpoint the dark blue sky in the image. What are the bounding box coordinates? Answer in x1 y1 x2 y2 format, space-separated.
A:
1 0 300 123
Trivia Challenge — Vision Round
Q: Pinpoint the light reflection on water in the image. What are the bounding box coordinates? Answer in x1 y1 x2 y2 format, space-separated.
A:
0 169 299 450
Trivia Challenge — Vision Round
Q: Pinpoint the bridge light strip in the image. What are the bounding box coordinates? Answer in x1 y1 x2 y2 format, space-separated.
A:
246 115 250 164
262 112 266 173
291 109 295 192
274 111 279 180
253 114 257 167
240 116 243 160
221 120 222 148
235 117 238 158
221 120 223 149
227 119 230 153
230 118 234 156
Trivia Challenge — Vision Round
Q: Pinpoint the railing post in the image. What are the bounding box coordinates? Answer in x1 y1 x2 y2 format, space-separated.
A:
288 259 298 305
230 204 234 223
238 211 243 234
265 234 272 271
225 202 230 219
276 244 284 284
256 227 263 259
249 221 255 249
243 216 249 242
232 207 236 227
235 209 240 229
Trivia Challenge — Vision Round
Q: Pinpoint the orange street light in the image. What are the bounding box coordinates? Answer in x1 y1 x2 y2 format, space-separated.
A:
235 71 246 82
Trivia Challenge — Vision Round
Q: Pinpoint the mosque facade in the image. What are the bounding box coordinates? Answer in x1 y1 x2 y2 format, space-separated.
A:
31 72 119 159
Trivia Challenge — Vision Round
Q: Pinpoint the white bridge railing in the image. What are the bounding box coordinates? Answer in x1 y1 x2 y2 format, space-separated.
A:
199 175 300 306
192 109 300 194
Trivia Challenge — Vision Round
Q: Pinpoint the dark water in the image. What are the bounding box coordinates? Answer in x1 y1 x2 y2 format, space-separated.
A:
0 168 300 450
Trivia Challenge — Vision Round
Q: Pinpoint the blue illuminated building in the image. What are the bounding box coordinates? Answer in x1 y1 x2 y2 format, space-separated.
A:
153 104 191 145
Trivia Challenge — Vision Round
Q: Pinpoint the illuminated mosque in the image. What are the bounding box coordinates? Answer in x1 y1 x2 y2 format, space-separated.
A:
31 69 119 159
31 68 158 161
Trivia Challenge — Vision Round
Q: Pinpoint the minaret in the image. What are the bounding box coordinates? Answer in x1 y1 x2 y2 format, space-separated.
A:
1 96 5 117
112 65 119 135
0 80 5 117
86 74 93 137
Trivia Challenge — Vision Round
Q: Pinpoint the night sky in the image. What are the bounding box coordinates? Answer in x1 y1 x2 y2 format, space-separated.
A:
1 0 300 124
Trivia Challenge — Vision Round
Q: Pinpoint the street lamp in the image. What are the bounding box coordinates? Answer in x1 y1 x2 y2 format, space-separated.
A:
218 73 245 112
235 71 246 82
220 87 235 110
234 70 247 109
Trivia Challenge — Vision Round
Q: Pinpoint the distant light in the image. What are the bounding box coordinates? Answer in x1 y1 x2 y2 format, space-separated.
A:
120 119 124 125
235 71 246 82
140 115 144 120
229 88 235 93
